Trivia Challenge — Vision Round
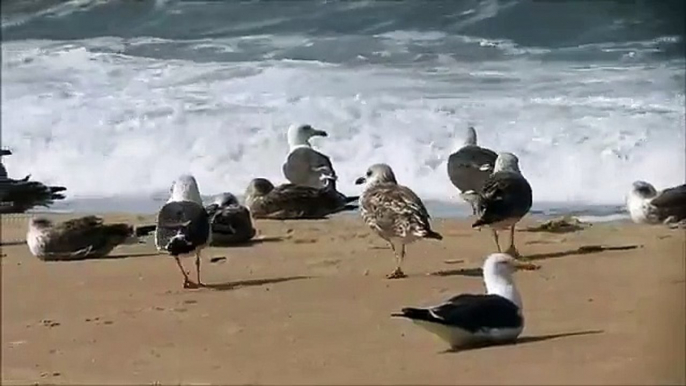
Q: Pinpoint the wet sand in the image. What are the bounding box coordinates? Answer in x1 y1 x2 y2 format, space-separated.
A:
1 213 684 385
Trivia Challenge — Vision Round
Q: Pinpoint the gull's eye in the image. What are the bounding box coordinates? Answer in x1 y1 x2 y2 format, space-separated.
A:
366 171 372 177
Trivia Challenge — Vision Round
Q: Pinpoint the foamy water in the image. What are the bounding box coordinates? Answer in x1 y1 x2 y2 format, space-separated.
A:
1 0 684 216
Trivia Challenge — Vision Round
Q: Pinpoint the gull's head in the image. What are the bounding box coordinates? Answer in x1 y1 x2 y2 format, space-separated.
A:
245 178 275 198
213 192 239 207
355 163 398 187
168 174 202 205
463 126 478 146
493 152 522 174
28 217 53 232
629 180 658 200
482 253 538 279
287 124 328 149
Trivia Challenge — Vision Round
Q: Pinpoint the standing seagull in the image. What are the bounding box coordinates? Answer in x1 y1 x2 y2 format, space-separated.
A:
244 178 358 219
26 216 155 261
626 181 686 228
392 253 540 350
446 126 498 214
0 149 11 180
155 174 211 289
472 152 532 259
282 124 338 189
205 192 257 245
355 163 443 279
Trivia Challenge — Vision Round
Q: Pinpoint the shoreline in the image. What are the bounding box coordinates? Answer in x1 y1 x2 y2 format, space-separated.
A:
18 196 630 223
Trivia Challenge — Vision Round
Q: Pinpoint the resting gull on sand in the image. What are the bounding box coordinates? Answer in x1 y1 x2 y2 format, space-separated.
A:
627 181 686 228
392 253 539 350
282 124 337 189
355 163 443 279
155 174 211 289
26 216 155 261
472 152 532 259
244 177 358 220
446 126 498 214
205 192 257 245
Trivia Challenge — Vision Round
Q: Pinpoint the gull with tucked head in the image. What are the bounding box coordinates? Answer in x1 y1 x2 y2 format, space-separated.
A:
626 180 686 228
392 253 540 350
282 124 338 189
26 216 155 261
205 192 257 246
472 152 532 259
155 174 211 289
355 163 442 279
244 177 358 220
446 126 498 214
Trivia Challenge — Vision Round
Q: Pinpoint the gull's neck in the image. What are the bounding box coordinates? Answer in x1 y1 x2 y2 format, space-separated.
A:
463 127 477 147
484 273 522 309
287 131 311 151
169 187 202 205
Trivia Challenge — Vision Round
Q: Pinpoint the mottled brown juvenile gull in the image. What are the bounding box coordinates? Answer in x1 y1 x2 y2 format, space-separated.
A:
472 152 532 259
244 178 358 220
392 253 540 350
355 163 443 279
447 126 498 214
26 216 155 261
626 181 686 228
155 174 211 289
205 192 257 245
282 124 338 189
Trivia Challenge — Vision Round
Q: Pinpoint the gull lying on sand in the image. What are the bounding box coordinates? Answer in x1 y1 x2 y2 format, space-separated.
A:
447 126 498 214
472 152 532 259
627 181 686 228
392 253 539 350
155 174 211 289
282 124 338 189
205 192 256 245
26 216 155 261
355 163 442 279
244 177 358 220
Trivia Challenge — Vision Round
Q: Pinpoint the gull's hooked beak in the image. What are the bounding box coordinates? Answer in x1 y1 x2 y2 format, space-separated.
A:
513 261 541 271
354 177 366 185
312 129 328 138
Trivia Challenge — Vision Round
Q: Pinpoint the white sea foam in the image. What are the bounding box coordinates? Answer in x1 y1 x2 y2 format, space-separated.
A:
1 38 684 206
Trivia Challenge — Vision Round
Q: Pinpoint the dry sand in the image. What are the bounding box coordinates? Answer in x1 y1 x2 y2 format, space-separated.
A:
1 213 684 385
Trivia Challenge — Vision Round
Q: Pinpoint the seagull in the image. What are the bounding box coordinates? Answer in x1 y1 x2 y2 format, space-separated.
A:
205 192 257 245
26 216 155 261
446 126 498 214
355 163 443 279
472 152 532 259
626 181 686 228
392 253 540 350
155 174 211 289
0 179 67 214
282 124 337 189
1 149 11 180
244 177 358 220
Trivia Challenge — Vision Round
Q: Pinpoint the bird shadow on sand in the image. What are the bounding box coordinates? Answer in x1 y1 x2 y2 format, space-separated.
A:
525 244 641 262
210 236 284 248
203 275 312 291
441 329 604 354
429 267 484 278
43 252 163 262
0 240 27 246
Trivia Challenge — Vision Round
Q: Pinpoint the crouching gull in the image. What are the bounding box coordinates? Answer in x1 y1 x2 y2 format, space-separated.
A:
244 177 358 219
472 152 532 259
155 174 211 289
627 181 686 228
355 163 443 279
392 253 540 350
205 192 257 245
282 124 338 189
446 126 498 214
26 216 156 261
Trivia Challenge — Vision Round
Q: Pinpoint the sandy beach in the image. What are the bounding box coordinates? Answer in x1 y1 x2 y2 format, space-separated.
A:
1 213 684 385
